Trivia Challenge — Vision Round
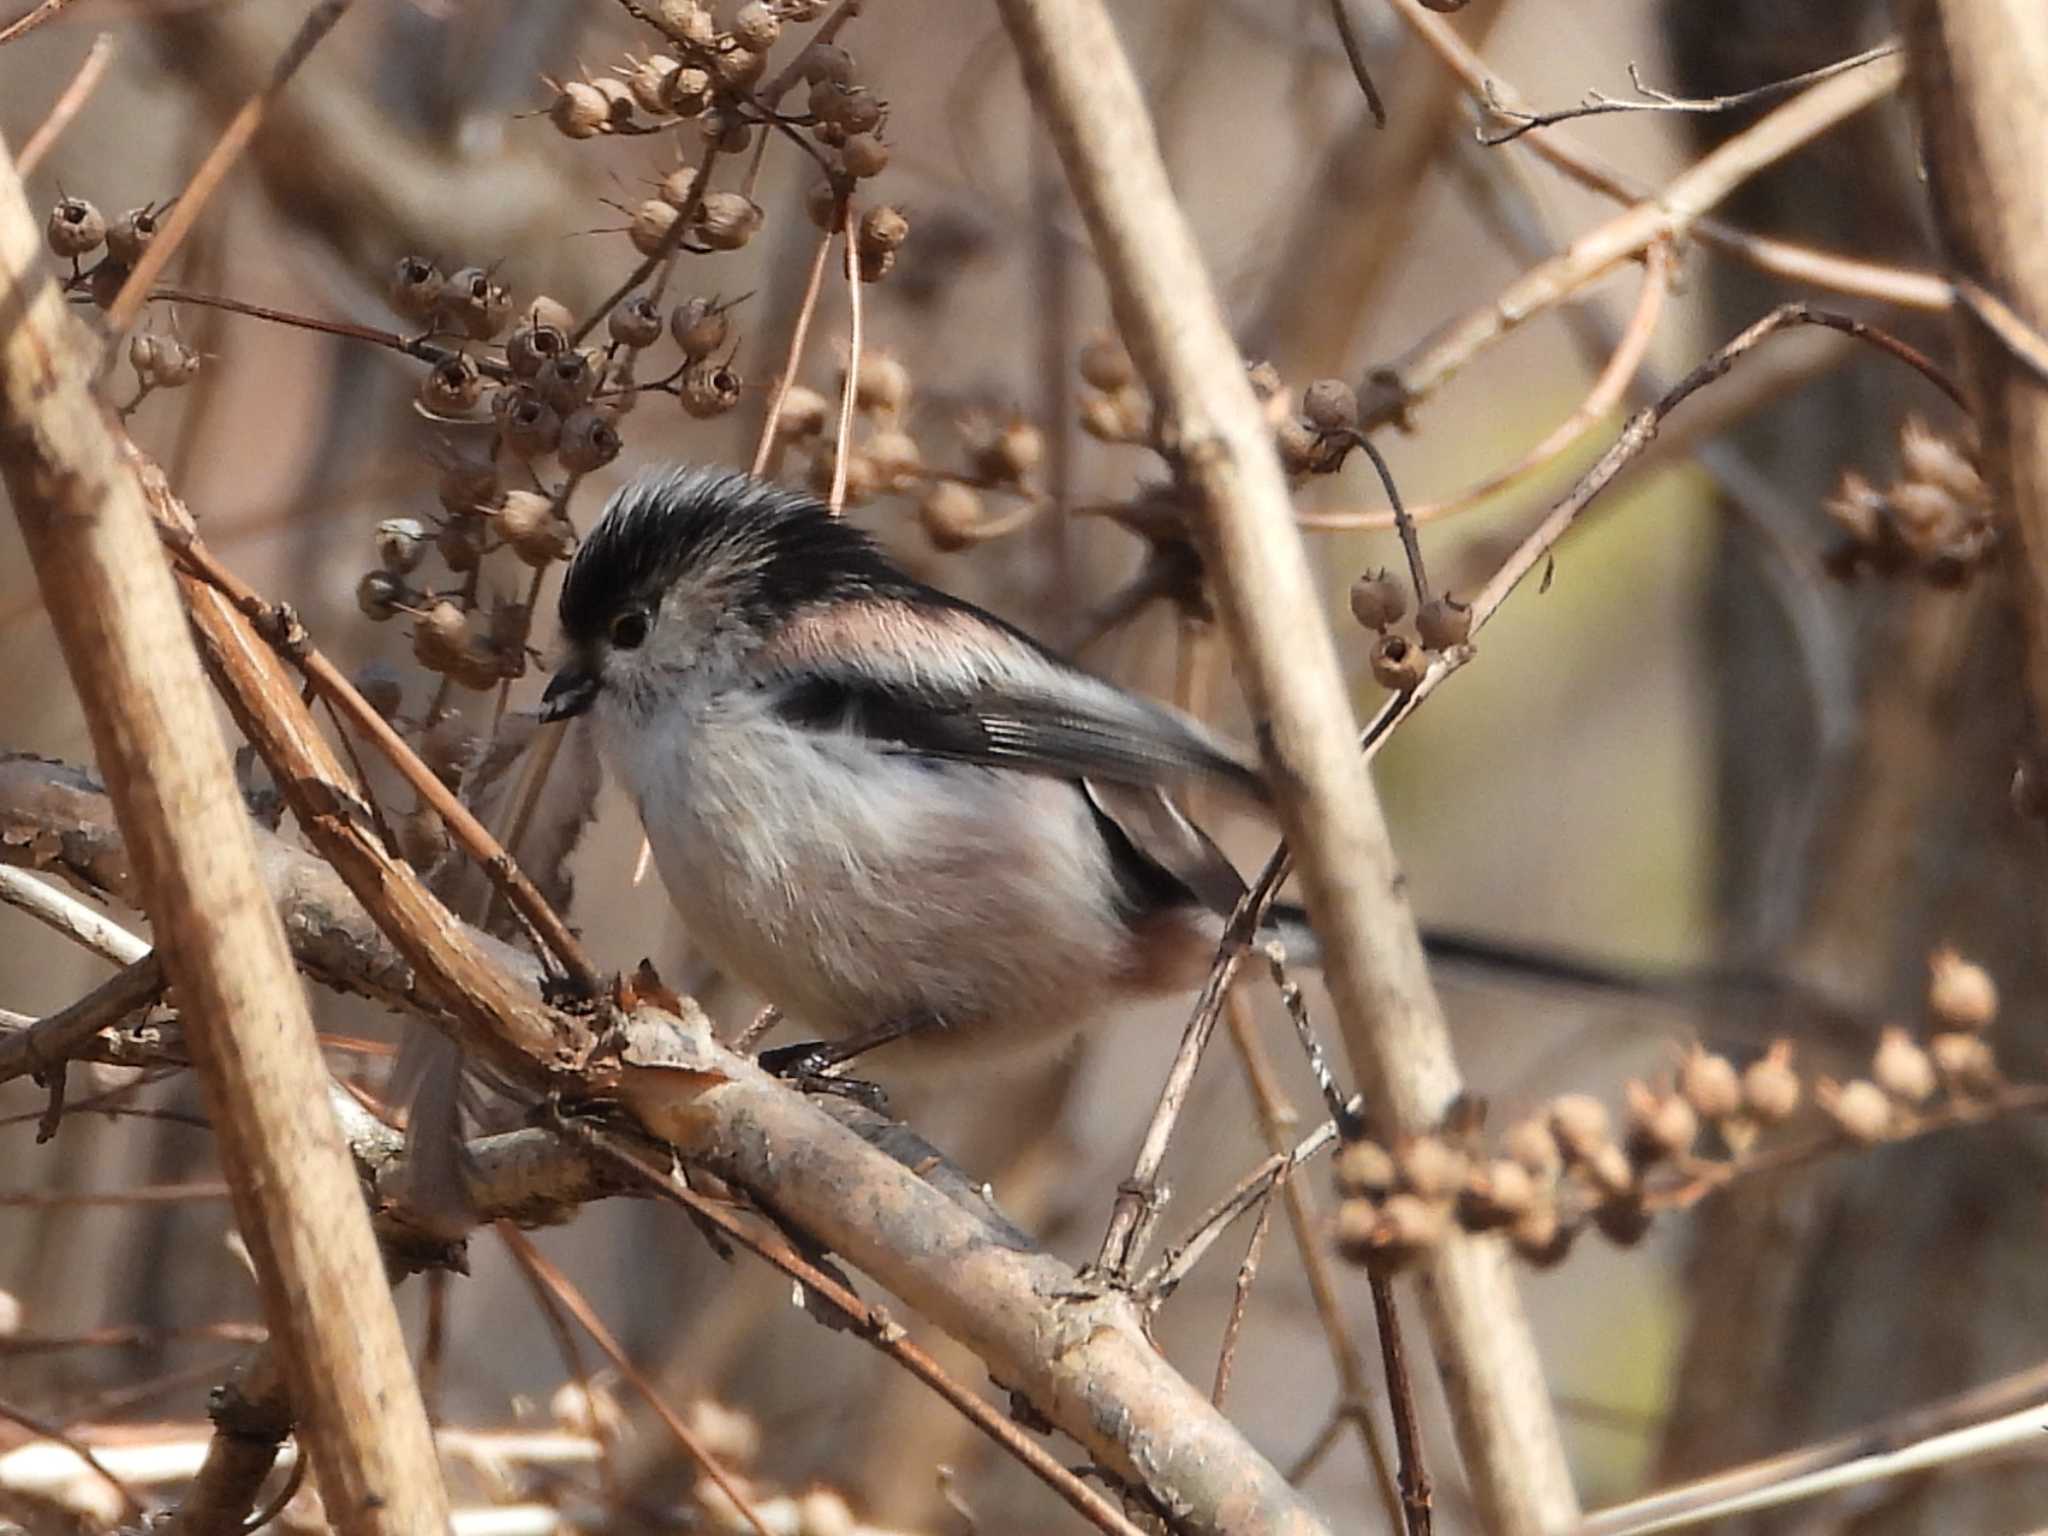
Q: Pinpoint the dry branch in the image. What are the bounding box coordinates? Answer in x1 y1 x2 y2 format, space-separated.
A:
1898 1 2048 743
989 2 1578 1531
0 134 448 1534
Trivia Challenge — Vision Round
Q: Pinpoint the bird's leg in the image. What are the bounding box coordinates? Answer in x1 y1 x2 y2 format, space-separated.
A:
756 1014 937 1112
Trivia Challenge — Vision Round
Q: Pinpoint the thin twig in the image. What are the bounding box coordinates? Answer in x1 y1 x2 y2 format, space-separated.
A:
1139 1115 1345 1298
750 226 836 475
1210 1191 1276 1408
1325 0 1386 128
1369 1275 1432 1536
16 31 114 177
830 201 861 515
0 1396 144 1520
0 864 149 967
105 1 356 336
0 0 76 47
1481 42 1900 145
495 1228 771 1536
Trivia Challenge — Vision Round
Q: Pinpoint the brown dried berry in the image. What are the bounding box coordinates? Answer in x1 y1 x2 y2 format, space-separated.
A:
443 266 513 340
658 164 704 211
1624 1081 1699 1164
505 321 568 378
699 107 754 152
437 516 487 573
866 430 923 491
1369 1194 1448 1270
671 296 731 360
840 133 890 180
1928 946 1997 1031
523 296 576 335
919 482 981 552
1334 1138 1397 1199
412 601 470 673
608 294 665 349
389 256 445 322
1503 1116 1563 1180
859 204 910 256
106 205 160 266
1348 569 1407 631
805 180 845 233
655 0 715 46
1303 378 1359 436
1275 416 1322 476
625 54 680 116
374 518 430 576
129 333 201 390
548 78 610 139
537 349 600 413
680 360 743 418
499 490 575 568
355 570 407 622
630 198 682 256
1548 1094 1611 1164
661 67 713 120
773 384 831 440
1742 1042 1802 1124
694 192 763 251
1930 1031 1998 1094
1079 334 1135 393
1679 1045 1743 1122
1334 1198 1379 1264
1818 1078 1892 1144
1872 1027 1937 1105
498 391 563 458
437 460 500 517
708 43 767 92
1369 632 1427 691
46 197 105 259
1416 594 1472 651
419 354 485 415
557 408 622 473
354 662 405 721
1396 1136 1468 1202
800 42 856 86
732 1 780 50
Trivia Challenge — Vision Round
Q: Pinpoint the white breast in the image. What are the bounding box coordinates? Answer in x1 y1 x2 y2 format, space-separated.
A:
595 685 1145 1056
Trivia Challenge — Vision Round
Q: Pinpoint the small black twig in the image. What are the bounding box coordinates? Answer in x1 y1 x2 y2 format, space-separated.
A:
1326 0 1387 129
1346 430 1429 603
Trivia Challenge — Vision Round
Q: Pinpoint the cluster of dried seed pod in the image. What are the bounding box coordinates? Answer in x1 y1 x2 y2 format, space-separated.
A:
44 194 162 310
1822 417 1995 584
1351 567 1470 690
1335 947 2008 1273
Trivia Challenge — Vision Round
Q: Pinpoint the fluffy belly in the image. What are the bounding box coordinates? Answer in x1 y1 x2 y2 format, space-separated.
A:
622 714 1142 1055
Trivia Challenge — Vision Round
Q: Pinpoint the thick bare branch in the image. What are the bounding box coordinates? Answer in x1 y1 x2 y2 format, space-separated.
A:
987 2 1577 1531
0 135 447 1534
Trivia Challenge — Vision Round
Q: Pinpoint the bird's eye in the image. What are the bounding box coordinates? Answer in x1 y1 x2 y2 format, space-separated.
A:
609 609 651 650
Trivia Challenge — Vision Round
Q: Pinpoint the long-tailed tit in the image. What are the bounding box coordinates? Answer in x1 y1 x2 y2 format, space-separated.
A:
540 465 1318 1069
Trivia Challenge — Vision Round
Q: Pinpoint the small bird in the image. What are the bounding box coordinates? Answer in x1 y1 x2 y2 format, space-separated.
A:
540 465 1317 1071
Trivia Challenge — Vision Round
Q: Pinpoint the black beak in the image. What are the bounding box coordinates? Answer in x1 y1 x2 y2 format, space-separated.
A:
539 665 600 722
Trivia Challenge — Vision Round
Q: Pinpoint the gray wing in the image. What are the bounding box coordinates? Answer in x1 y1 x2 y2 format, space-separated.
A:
757 601 1270 802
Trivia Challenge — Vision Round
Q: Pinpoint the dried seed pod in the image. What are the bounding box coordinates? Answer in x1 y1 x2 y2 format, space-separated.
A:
655 0 715 45
1080 389 1147 444
1872 1026 1937 1105
45 197 105 258
412 600 470 673
106 205 161 266
1591 1193 1652 1247
558 408 623 472
437 461 500 517
1818 1078 1892 1144
733 2 781 50
694 192 763 251
661 66 713 120
828 87 883 137
1930 1031 1998 1094
1079 333 1135 392
919 482 981 551
129 333 201 390
1509 1202 1572 1267
499 490 575 568
1245 359 1286 404
419 354 485 415
608 293 665 349
630 198 682 256
375 517 430 575
1275 415 1322 476
443 267 514 340
1369 632 1427 691
857 246 894 284
1742 1041 1802 1124
1503 1116 1562 1180
1461 1158 1537 1227
1334 1138 1396 1199
1334 1197 1379 1264
809 444 878 505
1679 1045 1743 1122
709 42 767 91
437 516 488 573
853 353 911 418
1928 946 1997 1031
396 803 453 870
679 360 743 418
1348 569 1407 631
797 1490 855 1536
353 662 405 721
548 78 610 139
625 53 680 116
537 348 601 413
1369 1193 1448 1270
670 296 731 360
498 390 563 458
1416 595 1472 651
800 41 856 86
505 320 569 379
1582 1141 1636 1201
1396 1136 1468 1202
859 204 909 256
1899 416 1985 505
355 570 408 622
865 430 923 490
1624 1080 1699 1164
523 296 576 335
389 256 445 321
773 384 831 440
839 133 890 180
804 179 845 233
1302 378 1359 435
992 421 1045 485
1548 1094 1611 1165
